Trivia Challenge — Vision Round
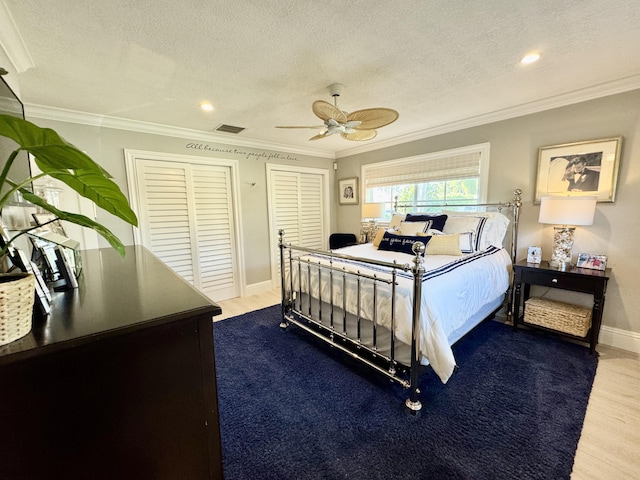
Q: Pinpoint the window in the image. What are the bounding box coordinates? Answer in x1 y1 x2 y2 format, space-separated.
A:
362 143 490 217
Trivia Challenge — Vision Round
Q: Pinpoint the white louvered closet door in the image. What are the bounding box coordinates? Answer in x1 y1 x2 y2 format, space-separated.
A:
268 167 327 284
270 170 324 249
134 159 239 302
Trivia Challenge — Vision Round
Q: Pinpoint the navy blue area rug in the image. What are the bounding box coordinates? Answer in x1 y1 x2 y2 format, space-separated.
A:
214 305 597 480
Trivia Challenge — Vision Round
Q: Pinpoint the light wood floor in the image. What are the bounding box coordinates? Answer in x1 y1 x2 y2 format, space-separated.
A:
216 290 640 479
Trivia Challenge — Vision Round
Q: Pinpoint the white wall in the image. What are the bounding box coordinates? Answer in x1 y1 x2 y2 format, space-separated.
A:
336 89 640 348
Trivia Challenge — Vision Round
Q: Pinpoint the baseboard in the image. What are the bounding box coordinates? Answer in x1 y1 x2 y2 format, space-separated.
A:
599 325 640 354
244 280 275 297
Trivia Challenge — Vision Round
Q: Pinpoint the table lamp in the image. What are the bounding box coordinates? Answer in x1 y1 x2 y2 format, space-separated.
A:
538 195 597 270
361 203 385 242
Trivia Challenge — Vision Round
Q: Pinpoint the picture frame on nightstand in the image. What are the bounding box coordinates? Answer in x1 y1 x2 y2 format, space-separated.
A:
527 246 542 264
576 253 607 271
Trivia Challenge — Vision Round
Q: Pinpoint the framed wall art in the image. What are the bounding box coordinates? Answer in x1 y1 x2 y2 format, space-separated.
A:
338 177 358 205
534 137 622 203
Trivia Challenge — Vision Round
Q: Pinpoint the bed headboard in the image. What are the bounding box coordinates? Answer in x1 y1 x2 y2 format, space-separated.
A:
391 189 523 263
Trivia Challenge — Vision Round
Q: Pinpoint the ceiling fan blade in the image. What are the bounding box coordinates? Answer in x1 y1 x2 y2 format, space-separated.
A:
276 125 326 129
312 100 347 123
341 129 377 141
347 108 398 130
309 132 329 141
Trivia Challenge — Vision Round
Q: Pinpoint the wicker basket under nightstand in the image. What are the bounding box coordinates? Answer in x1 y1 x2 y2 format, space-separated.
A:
524 297 592 337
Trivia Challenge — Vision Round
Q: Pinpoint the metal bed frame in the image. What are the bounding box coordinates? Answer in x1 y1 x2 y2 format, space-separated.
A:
278 189 522 412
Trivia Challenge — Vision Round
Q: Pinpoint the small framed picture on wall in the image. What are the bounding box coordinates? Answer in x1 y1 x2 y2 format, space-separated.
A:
338 177 358 205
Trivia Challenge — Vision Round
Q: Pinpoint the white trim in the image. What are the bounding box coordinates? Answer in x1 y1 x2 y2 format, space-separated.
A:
335 74 640 158
124 149 246 298
244 280 275 297
0 0 34 73
24 103 335 159
266 163 331 289
599 325 640 355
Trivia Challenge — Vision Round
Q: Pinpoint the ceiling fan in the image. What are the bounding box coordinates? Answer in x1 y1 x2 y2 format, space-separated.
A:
276 83 399 141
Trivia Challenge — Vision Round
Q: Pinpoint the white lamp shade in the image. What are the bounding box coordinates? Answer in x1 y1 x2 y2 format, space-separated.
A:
538 195 597 226
361 202 385 219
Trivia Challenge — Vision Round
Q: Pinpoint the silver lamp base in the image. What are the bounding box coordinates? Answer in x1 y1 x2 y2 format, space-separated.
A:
549 226 575 270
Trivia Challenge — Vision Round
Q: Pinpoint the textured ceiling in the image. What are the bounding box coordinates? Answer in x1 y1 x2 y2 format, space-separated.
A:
3 0 640 157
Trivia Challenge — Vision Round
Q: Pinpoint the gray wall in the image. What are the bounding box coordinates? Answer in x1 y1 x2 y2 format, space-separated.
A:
27 89 640 340
336 89 640 336
27 119 334 285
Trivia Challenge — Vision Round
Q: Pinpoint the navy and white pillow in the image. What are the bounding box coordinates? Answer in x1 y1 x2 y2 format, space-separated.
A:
404 213 448 231
442 216 488 252
377 231 431 255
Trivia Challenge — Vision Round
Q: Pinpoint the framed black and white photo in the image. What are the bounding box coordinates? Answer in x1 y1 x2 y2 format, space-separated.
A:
534 137 622 203
338 177 358 205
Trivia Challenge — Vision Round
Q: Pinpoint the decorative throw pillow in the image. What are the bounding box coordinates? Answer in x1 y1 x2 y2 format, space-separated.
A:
416 233 463 255
442 216 487 251
388 213 406 229
372 227 388 248
457 231 474 254
398 220 429 236
442 211 510 250
377 231 431 255
404 213 448 231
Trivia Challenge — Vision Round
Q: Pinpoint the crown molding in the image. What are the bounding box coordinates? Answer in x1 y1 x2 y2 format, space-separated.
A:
335 75 640 159
23 73 640 162
0 1 34 73
24 103 336 159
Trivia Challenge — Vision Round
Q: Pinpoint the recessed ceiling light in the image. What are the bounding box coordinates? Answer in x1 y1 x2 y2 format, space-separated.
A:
520 52 541 65
200 102 214 112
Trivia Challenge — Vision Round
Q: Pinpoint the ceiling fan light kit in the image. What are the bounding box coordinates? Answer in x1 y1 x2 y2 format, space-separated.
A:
276 83 399 141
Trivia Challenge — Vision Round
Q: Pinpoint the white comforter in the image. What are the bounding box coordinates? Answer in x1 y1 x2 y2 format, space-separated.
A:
291 244 511 383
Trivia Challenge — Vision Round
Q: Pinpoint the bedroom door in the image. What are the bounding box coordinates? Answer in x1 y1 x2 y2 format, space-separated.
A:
125 151 242 302
266 164 330 287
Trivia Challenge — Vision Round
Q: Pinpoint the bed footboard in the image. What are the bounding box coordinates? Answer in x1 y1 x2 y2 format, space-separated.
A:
278 229 426 412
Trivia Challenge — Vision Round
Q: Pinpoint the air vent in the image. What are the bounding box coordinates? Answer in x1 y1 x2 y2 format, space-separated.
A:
214 124 245 134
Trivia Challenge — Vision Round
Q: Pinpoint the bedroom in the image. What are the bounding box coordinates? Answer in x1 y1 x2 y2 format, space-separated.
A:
0 1 639 478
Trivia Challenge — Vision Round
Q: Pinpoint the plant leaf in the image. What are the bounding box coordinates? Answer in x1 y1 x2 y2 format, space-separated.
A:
0 114 138 227
46 169 138 226
20 189 126 257
0 114 106 174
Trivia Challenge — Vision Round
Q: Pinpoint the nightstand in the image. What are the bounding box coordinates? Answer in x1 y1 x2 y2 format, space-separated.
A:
512 260 610 354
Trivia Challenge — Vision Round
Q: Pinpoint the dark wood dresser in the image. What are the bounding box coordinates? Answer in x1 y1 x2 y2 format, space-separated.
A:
0 245 223 480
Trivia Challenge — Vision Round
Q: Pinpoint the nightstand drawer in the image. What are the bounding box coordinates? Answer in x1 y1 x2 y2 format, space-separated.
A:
519 270 600 293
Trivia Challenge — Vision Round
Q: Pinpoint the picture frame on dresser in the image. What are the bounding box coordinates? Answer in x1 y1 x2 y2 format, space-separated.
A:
534 137 622 203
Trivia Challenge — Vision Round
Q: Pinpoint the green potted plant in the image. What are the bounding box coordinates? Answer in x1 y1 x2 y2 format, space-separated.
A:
0 113 138 345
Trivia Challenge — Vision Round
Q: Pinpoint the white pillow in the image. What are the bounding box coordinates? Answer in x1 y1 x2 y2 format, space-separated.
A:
442 211 510 250
398 220 428 236
388 213 406 229
458 231 475 254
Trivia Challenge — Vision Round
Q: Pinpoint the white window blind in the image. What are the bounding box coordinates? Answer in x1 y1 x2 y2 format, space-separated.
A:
364 151 481 188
